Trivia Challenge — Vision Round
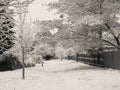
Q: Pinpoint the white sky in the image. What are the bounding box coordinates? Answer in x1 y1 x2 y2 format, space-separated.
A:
28 0 59 21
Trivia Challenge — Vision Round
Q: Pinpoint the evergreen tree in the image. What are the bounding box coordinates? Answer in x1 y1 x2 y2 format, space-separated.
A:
0 0 15 54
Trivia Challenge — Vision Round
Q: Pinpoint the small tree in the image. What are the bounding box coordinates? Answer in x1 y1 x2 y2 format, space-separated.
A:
12 0 34 79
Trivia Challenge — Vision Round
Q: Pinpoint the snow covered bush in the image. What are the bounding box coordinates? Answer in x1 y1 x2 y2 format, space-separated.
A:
0 53 35 71
24 57 35 67
65 48 76 60
55 47 66 59
32 44 55 60
0 53 22 71
30 54 44 64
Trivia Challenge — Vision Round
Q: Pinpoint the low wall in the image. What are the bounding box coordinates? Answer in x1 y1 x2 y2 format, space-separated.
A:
103 51 120 69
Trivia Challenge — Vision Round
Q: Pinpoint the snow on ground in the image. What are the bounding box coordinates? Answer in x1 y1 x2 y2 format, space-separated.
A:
0 59 120 90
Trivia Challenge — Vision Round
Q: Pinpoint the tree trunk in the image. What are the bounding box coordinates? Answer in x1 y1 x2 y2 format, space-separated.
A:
22 46 25 79
98 29 103 64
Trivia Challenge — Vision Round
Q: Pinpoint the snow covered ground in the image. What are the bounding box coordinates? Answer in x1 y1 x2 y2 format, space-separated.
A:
0 59 120 90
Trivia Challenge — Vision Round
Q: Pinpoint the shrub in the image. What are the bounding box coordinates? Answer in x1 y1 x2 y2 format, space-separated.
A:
36 55 44 64
30 54 44 64
0 53 35 71
55 47 66 59
0 53 22 71
25 57 35 67
65 48 76 60
43 54 54 60
33 44 52 56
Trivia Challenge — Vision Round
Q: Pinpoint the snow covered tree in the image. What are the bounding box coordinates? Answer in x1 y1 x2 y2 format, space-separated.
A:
34 20 62 47
11 0 35 79
48 0 120 50
0 0 15 54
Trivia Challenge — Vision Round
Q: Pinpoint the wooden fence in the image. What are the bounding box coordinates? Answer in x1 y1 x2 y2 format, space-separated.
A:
76 54 103 66
103 51 120 69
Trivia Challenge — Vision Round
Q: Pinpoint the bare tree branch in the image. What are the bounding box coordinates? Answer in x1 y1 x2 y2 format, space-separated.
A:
103 39 120 49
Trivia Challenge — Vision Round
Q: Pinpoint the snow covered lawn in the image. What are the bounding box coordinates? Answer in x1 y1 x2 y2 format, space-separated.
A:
0 59 120 90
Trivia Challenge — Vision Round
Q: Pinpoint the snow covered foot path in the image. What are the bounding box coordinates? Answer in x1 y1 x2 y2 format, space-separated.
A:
0 60 120 90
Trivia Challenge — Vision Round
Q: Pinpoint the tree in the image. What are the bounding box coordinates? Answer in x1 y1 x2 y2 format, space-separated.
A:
48 0 120 50
11 0 34 79
35 29 57 47
0 0 15 54
34 20 63 47
0 0 35 79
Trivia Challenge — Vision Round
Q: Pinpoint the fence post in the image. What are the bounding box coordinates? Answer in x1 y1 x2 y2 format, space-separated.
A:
76 54 79 62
